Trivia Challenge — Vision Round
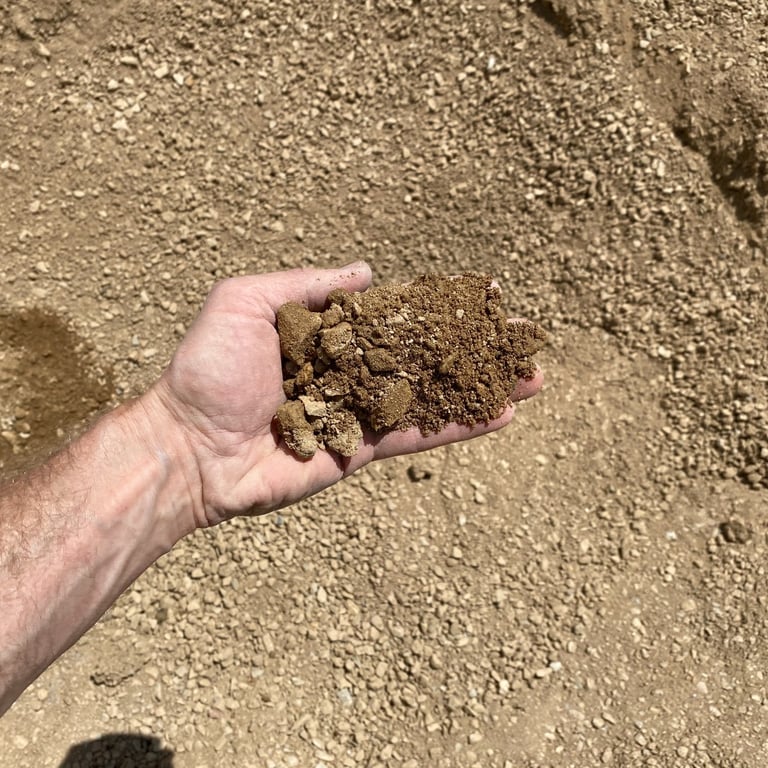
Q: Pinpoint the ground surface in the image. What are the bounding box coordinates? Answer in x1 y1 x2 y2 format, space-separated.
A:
0 1 767 766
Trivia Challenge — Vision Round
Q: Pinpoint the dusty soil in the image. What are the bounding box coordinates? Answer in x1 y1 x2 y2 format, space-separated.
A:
1 1 767 766
276 275 546 458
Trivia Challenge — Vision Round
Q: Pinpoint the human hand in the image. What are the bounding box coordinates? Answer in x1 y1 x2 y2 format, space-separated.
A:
146 263 543 527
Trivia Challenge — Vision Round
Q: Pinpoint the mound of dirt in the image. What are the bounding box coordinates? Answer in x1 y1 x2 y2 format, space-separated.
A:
275 274 546 458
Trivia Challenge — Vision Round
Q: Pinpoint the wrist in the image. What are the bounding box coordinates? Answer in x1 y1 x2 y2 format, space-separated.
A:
123 384 207 538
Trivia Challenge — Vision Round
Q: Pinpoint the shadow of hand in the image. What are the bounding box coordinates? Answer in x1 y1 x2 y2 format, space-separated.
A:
59 733 174 768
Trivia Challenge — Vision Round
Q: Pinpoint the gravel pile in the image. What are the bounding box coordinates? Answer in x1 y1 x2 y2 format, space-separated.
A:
0 1 766 766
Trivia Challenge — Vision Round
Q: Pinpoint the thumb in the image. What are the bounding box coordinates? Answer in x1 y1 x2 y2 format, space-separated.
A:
254 261 373 312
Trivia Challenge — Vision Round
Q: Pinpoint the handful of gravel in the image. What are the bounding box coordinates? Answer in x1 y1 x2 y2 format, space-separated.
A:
274 274 546 459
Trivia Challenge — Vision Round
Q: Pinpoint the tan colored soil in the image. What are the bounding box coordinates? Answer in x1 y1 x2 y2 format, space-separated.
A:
276 275 546 457
1 1 767 766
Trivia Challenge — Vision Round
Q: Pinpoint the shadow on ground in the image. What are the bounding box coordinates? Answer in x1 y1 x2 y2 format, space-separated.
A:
59 734 174 767
0 308 114 473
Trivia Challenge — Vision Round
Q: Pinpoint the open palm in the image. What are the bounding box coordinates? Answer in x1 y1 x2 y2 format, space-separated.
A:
153 263 542 526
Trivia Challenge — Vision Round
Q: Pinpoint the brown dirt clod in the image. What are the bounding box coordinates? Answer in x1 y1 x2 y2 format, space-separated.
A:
275 400 319 459
276 303 323 365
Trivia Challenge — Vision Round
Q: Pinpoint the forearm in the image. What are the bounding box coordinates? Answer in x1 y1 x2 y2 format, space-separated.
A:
0 390 200 714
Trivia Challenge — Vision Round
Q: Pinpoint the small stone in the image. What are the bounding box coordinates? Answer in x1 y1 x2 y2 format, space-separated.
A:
337 688 353 707
11 12 35 40
407 464 432 482
299 396 327 418
154 63 170 79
